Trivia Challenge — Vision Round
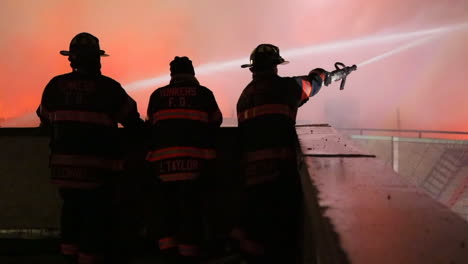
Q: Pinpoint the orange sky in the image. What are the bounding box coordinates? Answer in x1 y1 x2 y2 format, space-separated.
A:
0 0 467 132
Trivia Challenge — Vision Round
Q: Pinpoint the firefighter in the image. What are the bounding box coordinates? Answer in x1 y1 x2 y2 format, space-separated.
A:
146 56 222 264
36 32 143 264
231 44 328 264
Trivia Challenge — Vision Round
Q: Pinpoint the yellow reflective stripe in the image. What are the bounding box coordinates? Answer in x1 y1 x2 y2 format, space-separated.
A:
238 104 295 122
146 146 216 161
178 244 200 257
48 110 114 126
78 253 104 264
60 244 78 256
50 154 123 171
51 180 101 189
159 172 199 181
159 237 177 249
245 147 295 162
300 79 313 101
152 109 209 123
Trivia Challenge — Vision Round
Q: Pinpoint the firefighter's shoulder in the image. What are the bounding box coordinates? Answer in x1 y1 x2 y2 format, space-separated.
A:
150 84 171 97
41 73 71 90
197 85 216 97
48 72 73 82
99 74 122 87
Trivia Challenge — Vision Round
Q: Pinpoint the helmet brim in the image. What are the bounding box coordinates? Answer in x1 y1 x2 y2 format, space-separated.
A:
240 60 289 68
59 50 110 57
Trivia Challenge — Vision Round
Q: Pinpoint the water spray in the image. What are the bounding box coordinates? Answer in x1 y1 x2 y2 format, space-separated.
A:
325 34 438 90
318 22 466 91
357 35 436 68
124 22 468 91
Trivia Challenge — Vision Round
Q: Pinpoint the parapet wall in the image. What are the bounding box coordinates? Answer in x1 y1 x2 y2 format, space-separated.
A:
350 135 468 220
0 129 58 229
297 125 468 264
0 128 242 239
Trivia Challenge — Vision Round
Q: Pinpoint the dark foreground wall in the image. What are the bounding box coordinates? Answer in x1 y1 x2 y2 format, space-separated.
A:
0 128 59 230
0 128 241 238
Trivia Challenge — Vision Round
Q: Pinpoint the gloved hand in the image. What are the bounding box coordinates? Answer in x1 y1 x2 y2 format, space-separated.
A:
309 68 331 86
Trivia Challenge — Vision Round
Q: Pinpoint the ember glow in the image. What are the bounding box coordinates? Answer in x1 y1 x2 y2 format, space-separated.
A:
1 0 467 134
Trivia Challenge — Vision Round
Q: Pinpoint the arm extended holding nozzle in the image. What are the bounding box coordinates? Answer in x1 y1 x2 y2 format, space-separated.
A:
324 62 357 90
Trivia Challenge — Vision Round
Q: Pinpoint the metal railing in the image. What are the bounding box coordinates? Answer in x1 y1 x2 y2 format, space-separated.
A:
337 128 468 139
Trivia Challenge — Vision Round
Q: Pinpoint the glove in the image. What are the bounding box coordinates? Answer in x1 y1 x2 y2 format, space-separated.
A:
309 68 331 86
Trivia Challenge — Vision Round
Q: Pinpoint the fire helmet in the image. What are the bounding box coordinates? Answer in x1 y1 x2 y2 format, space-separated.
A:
241 44 289 68
170 56 195 76
60 32 109 57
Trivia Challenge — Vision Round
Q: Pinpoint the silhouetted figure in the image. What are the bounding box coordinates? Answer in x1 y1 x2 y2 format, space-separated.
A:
146 56 222 264
231 44 328 264
36 32 143 264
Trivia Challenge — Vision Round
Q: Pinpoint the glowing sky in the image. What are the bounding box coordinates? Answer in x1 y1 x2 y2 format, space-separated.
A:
1 0 467 132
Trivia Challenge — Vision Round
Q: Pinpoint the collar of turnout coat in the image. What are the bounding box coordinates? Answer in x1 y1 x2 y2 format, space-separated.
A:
170 74 199 85
252 69 278 79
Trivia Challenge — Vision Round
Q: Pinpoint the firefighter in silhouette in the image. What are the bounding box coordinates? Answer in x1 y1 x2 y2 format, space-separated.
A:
231 44 328 264
36 32 143 264
146 56 222 263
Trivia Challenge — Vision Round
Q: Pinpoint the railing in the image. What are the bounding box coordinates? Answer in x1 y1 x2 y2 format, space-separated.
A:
337 128 468 139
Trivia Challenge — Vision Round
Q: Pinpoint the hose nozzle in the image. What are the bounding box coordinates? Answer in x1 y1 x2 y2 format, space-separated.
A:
326 62 357 90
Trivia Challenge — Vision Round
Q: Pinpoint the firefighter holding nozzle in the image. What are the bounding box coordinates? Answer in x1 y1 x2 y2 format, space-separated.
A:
232 44 356 264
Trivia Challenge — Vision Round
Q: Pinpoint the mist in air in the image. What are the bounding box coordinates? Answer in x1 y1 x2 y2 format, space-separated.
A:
0 0 467 133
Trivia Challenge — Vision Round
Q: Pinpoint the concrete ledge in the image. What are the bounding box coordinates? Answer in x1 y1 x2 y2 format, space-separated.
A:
298 125 468 264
